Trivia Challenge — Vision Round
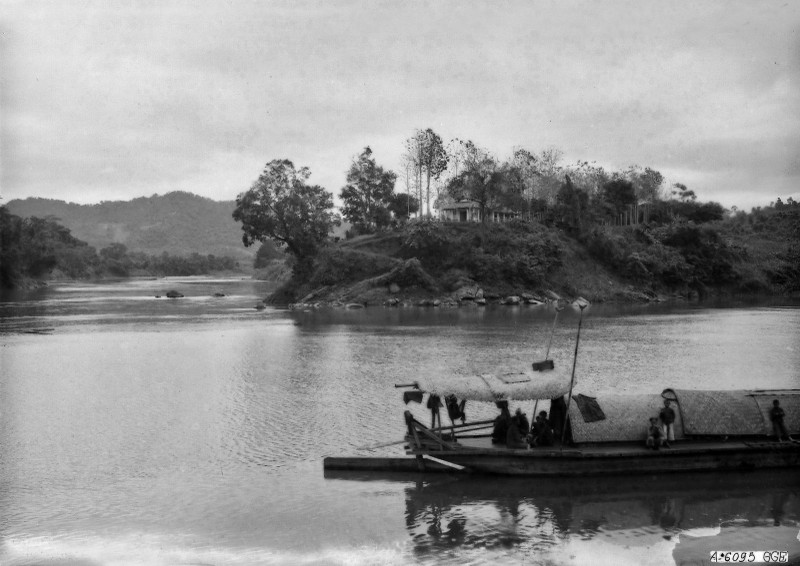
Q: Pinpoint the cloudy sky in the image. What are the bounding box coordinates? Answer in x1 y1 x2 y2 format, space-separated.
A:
2 0 798 209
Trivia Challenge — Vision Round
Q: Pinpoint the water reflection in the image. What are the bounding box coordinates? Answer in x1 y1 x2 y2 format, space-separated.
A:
2 280 799 565
326 469 800 564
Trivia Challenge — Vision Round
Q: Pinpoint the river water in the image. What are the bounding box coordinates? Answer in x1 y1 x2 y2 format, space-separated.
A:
1 277 799 566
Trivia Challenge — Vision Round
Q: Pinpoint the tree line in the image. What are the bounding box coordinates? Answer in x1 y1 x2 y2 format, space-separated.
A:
232 127 735 278
0 207 240 289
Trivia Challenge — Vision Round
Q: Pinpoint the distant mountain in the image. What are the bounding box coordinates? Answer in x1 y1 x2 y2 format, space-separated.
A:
5 192 255 262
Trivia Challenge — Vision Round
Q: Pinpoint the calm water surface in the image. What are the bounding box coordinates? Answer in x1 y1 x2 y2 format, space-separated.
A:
1 278 799 565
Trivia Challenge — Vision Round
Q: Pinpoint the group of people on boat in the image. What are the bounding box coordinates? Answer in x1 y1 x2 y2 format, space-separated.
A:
645 398 792 449
646 399 676 450
491 399 565 449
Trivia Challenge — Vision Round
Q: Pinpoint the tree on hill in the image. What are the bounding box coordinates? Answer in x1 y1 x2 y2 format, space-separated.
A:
405 128 449 217
339 147 397 234
232 159 339 278
253 240 284 268
446 143 521 224
601 178 637 218
387 193 419 223
0 207 98 287
555 175 590 235
623 165 664 202
672 183 696 202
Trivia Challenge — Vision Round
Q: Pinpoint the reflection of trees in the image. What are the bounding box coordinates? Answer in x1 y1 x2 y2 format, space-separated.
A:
396 470 800 558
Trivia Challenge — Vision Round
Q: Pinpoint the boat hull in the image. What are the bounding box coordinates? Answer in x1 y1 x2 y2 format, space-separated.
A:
429 444 800 476
324 441 800 476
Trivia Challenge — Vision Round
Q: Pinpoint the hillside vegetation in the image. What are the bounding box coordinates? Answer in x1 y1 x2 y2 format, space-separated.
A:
229 134 799 307
6 192 255 262
0 201 248 290
279 201 800 307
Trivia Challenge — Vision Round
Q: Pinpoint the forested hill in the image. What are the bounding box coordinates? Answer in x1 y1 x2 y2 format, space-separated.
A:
5 192 254 261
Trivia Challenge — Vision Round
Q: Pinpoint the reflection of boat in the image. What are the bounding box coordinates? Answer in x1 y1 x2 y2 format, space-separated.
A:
326 469 800 562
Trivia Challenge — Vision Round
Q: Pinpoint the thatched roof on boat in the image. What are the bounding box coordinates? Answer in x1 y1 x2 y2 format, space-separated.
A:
670 389 800 436
568 389 800 443
569 393 671 443
670 389 766 436
415 367 571 402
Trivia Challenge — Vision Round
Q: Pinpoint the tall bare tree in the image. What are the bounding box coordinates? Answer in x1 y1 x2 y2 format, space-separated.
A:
404 128 449 218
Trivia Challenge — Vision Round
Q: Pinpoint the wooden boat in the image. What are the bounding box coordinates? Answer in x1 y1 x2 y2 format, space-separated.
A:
324 303 800 476
325 374 800 476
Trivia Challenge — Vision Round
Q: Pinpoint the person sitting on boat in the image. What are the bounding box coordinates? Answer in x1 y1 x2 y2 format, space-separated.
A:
506 414 528 449
491 401 511 444
445 394 467 425
771 399 790 442
511 407 530 437
659 399 675 448
531 411 554 447
646 417 664 450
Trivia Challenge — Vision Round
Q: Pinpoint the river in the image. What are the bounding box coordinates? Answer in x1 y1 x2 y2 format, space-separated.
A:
1 277 799 565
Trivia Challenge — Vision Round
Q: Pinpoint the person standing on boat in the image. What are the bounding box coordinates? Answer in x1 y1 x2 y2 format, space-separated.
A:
646 417 664 450
659 399 676 448
549 396 567 440
427 394 443 430
770 399 789 442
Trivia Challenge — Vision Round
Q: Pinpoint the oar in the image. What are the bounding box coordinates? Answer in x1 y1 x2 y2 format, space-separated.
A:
356 438 408 451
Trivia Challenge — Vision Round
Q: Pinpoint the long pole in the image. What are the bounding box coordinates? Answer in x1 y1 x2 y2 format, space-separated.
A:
561 302 588 446
544 302 564 360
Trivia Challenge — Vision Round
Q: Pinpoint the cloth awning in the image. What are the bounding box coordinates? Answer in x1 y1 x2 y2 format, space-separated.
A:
415 366 571 402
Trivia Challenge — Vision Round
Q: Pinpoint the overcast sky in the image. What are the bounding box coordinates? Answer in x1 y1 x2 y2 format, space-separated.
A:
2 0 798 210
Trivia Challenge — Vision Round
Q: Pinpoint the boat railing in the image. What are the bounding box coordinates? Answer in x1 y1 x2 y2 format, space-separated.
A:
404 411 495 452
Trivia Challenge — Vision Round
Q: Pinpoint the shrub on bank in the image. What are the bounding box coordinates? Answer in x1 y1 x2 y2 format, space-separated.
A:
399 220 562 287
307 247 400 288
